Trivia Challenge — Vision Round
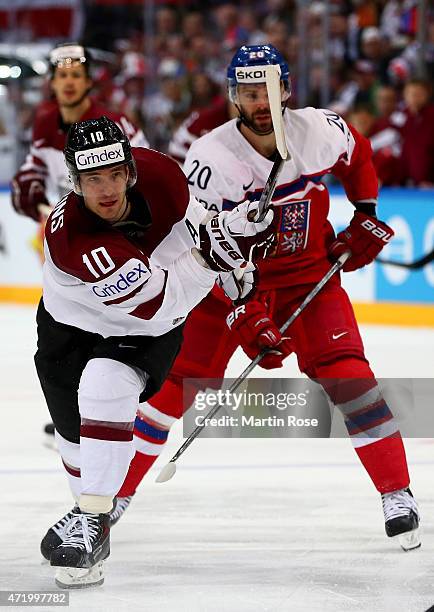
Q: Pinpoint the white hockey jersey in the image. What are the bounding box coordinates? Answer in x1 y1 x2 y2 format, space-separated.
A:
184 107 378 289
42 147 218 338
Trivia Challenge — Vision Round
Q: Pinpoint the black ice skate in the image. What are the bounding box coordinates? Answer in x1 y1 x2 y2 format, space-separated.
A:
40 495 133 561
382 487 421 551
50 509 110 588
40 506 78 561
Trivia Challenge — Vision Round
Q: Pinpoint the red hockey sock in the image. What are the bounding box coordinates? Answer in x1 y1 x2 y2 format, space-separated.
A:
117 412 169 497
117 451 160 497
353 434 409 493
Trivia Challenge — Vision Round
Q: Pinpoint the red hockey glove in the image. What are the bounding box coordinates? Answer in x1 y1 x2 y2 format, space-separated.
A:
226 301 293 370
199 200 274 272
328 212 394 272
11 173 50 222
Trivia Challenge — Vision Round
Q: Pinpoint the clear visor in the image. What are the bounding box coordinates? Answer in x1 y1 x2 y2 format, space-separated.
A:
228 80 290 105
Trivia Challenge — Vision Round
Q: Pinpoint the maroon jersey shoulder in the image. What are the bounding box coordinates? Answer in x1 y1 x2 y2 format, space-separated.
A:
45 193 147 283
131 147 189 252
186 99 229 138
46 150 190 281
32 104 63 147
31 101 141 151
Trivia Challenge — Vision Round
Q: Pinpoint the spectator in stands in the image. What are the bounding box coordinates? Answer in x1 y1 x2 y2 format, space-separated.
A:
239 8 266 46
347 104 400 186
213 3 248 50
330 60 380 116
262 17 288 55
146 58 190 151
370 85 402 184
181 11 205 40
399 79 434 186
155 6 178 38
374 84 399 125
189 73 224 111
347 106 376 137
359 26 393 83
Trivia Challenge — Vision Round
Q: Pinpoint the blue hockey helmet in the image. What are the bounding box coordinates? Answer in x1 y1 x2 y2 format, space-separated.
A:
227 44 291 103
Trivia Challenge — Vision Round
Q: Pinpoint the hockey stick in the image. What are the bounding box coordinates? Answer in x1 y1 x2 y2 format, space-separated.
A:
156 251 350 483
254 64 290 222
376 248 434 270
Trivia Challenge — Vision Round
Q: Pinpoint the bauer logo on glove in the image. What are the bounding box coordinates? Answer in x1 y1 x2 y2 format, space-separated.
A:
360 217 393 242
199 200 275 272
328 211 394 272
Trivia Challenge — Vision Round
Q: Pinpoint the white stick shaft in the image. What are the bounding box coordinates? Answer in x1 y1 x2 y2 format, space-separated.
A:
265 64 289 161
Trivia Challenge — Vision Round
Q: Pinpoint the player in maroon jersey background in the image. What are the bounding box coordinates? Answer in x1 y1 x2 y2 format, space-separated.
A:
10 41 148 457
11 42 148 225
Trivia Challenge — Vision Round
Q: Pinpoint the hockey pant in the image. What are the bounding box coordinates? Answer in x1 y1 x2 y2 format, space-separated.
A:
119 278 410 497
34 300 183 505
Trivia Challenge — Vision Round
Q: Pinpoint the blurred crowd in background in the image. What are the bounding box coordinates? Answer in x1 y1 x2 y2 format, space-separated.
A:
0 0 433 186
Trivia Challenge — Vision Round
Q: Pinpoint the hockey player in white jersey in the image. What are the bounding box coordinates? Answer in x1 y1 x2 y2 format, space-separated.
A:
113 45 421 551
34 115 273 588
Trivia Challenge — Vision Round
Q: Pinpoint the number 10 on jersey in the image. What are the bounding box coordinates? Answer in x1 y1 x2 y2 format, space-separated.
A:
82 247 115 278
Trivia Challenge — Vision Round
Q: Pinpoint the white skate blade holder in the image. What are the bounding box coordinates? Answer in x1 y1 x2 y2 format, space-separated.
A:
55 562 104 589
398 528 421 551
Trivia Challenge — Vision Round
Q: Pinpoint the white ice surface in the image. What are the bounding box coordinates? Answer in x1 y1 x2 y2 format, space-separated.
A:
1 304 434 612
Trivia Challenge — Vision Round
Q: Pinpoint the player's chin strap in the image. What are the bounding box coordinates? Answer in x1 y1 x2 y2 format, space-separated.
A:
155 251 351 484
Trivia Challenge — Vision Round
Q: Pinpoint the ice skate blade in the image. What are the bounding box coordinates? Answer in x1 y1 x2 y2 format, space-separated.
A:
398 528 421 551
54 561 104 589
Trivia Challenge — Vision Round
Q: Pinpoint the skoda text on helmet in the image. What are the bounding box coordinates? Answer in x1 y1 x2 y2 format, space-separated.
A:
227 44 291 134
64 116 137 195
49 43 92 78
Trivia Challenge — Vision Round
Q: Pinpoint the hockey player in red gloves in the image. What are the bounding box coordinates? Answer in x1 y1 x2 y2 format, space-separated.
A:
115 45 420 551
44 44 420 558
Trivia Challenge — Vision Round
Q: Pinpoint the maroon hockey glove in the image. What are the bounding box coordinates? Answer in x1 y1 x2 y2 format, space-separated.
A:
328 212 394 272
199 200 275 272
11 173 49 222
226 301 293 370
